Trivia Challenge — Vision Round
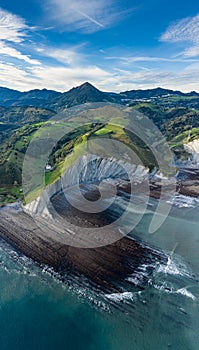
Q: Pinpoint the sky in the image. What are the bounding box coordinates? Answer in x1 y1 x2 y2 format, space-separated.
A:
0 0 199 92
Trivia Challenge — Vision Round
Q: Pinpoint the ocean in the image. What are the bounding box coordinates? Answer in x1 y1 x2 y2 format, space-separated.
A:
0 194 199 350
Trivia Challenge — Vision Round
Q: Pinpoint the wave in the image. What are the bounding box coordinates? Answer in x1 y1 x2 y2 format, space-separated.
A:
176 288 196 300
105 291 139 302
156 256 191 277
166 194 199 208
153 282 196 301
126 263 155 286
0 231 197 309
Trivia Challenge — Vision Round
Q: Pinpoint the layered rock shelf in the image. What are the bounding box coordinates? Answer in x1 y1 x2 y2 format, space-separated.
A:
0 204 165 293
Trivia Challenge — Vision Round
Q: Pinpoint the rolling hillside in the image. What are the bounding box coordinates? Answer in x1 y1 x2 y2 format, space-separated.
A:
0 81 199 205
1 82 199 109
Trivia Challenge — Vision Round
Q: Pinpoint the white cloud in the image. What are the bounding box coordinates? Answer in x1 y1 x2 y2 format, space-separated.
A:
0 59 113 91
0 61 39 90
1 57 199 94
0 7 199 94
183 46 199 58
36 46 84 65
0 8 41 66
160 14 199 43
0 41 40 65
0 7 27 42
160 14 199 58
105 55 199 63
45 0 128 33
29 64 112 90
108 66 199 92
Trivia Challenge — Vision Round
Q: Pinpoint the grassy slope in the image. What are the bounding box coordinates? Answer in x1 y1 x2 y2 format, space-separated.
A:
0 120 158 204
1 101 199 205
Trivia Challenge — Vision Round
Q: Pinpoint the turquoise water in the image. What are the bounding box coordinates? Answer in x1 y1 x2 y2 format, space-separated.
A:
0 197 199 350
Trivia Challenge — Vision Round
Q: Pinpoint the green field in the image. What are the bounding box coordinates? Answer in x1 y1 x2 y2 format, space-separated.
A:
0 101 199 205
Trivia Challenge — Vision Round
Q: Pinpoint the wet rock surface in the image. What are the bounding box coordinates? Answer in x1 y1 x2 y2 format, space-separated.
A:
1 167 198 294
0 192 165 294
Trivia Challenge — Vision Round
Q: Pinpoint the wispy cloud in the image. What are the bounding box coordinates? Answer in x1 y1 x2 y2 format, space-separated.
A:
0 7 27 42
45 0 130 33
105 55 199 63
1 6 199 94
29 64 112 90
0 7 40 66
36 45 84 65
1 55 199 94
0 61 38 90
44 59 199 92
160 14 199 58
0 59 114 91
74 8 105 28
105 66 199 92
0 41 40 65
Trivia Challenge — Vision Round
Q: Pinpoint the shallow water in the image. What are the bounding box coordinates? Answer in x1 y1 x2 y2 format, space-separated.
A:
0 195 199 350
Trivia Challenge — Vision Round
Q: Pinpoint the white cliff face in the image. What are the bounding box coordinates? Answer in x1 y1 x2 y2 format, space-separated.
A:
184 139 199 164
24 179 62 218
62 155 148 187
24 154 149 218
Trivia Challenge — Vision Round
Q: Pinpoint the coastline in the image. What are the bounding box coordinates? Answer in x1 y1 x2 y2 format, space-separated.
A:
0 199 165 294
0 169 198 294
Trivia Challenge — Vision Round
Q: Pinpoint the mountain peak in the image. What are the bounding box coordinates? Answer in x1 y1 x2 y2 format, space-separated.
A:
55 82 115 107
80 81 93 87
74 81 99 91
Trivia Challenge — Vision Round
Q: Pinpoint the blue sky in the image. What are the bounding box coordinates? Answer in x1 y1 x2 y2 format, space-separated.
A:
0 0 199 92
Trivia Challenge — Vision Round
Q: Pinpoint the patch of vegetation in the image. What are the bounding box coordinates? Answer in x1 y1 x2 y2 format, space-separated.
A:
45 123 157 188
1 95 199 205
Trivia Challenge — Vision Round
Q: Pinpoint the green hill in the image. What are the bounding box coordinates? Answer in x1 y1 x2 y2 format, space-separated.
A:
1 82 199 205
52 82 117 108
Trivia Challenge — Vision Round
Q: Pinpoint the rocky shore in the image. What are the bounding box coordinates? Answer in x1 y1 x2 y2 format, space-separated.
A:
0 166 198 294
117 176 199 200
0 196 165 294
